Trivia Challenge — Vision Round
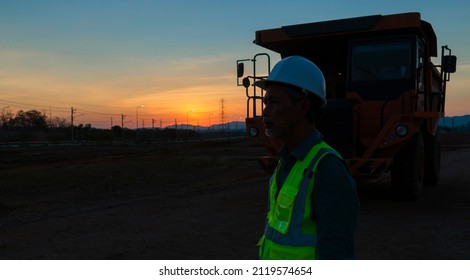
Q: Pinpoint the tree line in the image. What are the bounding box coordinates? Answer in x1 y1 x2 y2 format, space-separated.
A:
0 108 244 143
1 109 70 130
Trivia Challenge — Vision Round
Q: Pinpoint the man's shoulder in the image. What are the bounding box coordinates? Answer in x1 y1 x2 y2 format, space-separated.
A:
311 141 344 162
316 152 346 170
314 148 352 181
314 153 357 194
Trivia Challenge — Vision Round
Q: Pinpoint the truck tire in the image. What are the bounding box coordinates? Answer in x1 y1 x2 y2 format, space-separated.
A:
391 132 425 200
424 133 441 185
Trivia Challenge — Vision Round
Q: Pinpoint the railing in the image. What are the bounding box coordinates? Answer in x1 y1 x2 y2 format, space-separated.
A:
237 53 271 118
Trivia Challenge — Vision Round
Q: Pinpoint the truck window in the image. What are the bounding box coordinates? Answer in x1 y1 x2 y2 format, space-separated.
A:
351 41 411 83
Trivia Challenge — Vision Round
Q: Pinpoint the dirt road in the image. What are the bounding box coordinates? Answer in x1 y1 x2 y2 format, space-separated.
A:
0 139 469 259
356 147 470 259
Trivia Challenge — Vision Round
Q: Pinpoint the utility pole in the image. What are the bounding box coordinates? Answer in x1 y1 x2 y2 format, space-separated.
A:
175 118 178 141
71 107 76 141
136 105 143 129
186 111 192 140
121 114 126 139
151 118 156 141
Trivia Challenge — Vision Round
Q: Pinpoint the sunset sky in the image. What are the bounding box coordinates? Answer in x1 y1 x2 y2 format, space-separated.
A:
1 0 469 128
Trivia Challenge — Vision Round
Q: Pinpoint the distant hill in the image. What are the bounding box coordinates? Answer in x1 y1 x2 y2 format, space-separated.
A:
160 115 470 132
439 115 470 128
209 121 246 131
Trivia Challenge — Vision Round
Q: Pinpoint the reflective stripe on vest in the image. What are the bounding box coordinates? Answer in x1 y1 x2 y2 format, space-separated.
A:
259 141 342 260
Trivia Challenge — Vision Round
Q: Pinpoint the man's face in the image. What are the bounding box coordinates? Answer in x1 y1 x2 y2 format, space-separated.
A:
262 84 305 138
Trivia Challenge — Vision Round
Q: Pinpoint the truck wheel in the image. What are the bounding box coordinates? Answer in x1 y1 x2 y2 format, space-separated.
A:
424 133 441 185
391 132 424 200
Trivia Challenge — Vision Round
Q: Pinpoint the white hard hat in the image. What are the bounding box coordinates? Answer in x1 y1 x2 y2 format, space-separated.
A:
254 56 327 108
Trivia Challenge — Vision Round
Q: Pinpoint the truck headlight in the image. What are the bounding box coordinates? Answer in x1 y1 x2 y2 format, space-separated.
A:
396 125 408 137
249 127 258 137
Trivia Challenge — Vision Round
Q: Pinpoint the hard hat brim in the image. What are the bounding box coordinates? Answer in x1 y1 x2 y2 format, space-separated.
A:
253 79 271 90
254 79 327 108
254 79 299 92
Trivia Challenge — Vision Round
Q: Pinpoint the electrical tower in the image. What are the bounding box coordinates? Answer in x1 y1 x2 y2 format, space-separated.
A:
220 98 226 131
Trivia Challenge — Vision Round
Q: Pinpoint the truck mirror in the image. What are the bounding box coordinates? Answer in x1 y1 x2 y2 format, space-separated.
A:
442 55 457 73
237 63 245 78
242 77 251 88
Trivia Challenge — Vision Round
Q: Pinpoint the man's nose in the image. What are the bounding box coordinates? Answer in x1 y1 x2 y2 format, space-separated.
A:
262 105 269 117
262 100 271 116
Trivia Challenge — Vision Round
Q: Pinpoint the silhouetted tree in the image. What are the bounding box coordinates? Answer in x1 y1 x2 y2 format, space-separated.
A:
11 110 48 130
0 108 14 129
111 125 123 138
49 116 69 128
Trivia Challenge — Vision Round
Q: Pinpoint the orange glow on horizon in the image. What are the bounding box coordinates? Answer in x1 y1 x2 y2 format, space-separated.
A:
1 54 468 129
0 83 248 129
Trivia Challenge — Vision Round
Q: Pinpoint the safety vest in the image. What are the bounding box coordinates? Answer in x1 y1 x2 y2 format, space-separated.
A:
258 141 342 260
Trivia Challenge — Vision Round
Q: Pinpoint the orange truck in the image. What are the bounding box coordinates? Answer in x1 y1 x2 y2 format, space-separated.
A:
237 12 457 200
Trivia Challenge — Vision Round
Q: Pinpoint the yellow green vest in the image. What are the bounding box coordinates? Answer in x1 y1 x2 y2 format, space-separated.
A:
258 141 341 260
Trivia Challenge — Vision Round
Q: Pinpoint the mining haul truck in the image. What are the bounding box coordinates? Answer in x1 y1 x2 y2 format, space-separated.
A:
237 12 457 200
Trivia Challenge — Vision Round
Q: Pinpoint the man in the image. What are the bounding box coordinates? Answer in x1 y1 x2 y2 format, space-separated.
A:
255 56 360 260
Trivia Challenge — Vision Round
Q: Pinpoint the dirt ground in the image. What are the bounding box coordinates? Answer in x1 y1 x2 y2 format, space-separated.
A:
0 134 469 260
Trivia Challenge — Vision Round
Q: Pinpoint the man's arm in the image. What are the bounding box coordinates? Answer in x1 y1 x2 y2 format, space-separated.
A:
313 154 360 259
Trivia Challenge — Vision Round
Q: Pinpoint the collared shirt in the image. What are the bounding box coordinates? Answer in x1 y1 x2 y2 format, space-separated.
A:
275 130 360 259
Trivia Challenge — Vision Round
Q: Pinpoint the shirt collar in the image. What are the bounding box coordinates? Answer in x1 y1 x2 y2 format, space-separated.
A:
279 130 323 161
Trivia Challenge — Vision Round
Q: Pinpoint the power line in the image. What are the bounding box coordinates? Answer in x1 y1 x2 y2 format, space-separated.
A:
76 108 121 116
0 96 170 110
0 99 69 111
